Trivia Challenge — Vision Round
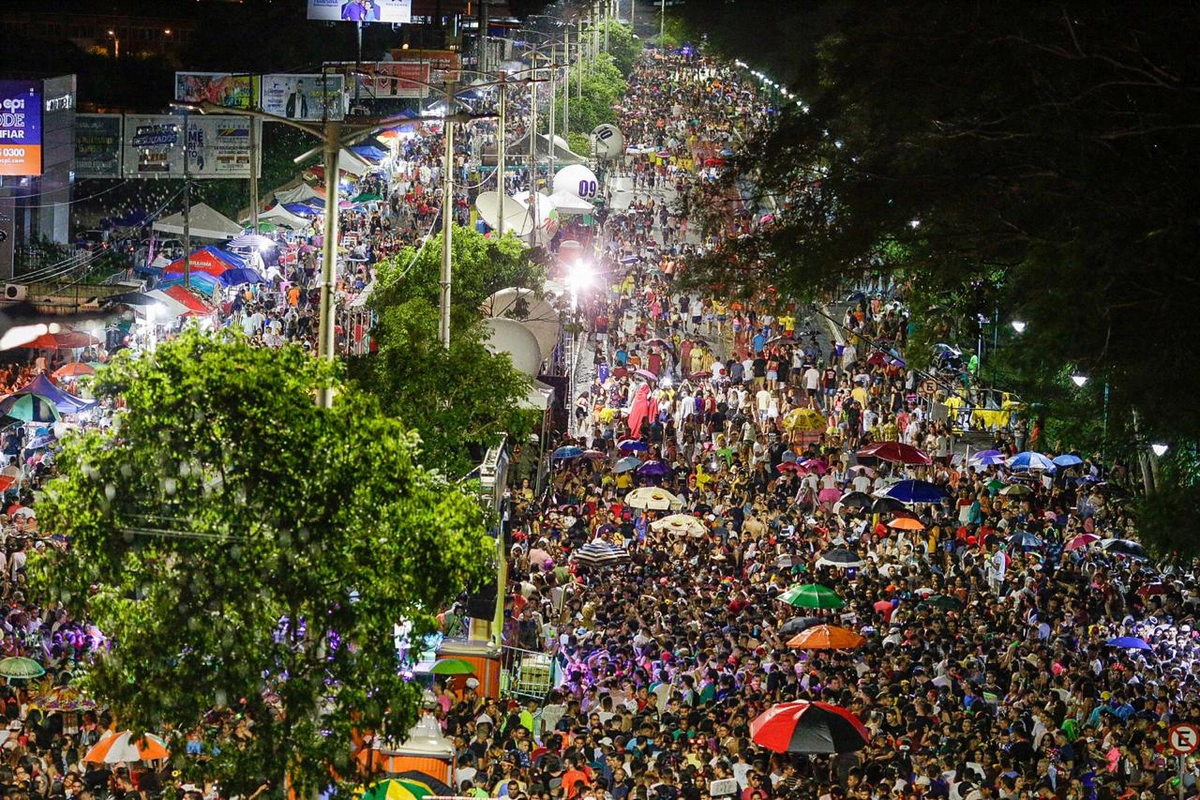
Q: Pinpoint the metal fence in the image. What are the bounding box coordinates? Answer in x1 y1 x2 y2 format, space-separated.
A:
500 644 556 701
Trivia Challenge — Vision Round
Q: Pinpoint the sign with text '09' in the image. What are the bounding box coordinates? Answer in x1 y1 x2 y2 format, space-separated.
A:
0 81 42 177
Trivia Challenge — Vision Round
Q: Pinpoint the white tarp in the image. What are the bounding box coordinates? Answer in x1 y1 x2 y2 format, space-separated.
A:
153 203 243 240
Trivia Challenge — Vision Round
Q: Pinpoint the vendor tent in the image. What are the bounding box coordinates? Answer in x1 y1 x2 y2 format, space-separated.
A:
163 246 245 277
504 133 586 166
161 285 214 315
143 289 193 320
15 375 96 414
152 203 243 241
254 204 309 229
273 183 324 205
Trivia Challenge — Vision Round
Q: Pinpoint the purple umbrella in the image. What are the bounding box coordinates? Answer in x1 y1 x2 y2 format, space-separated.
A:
618 439 650 452
637 460 671 477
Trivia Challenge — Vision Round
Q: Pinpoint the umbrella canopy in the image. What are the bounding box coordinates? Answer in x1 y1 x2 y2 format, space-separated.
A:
1065 533 1100 551
1052 453 1084 468
1000 484 1033 496
574 541 630 568
1007 451 1057 472
614 456 642 473
52 362 95 380
1099 538 1147 559
881 480 949 504
84 731 170 763
227 233 277 250
837 491 873 510
636 459 671 477
856 441 932 465
617 439 650 452
428 658 475 675
633 368 658 383
624 487 682 510
30 682 95 711
360 778 439 800
780 584 845 609
580 449 606 460
886 517 925 531
1106 636 1152 651
815 548 865 569
918 594 963 611
872 496 907 514
552 445 584 460
1007 531 1043 549
786 625 867 651
0 657 44 679
782 407 826 432
650 513 707 537
779 616 823 636
392 773 455 798
0 394 60 423
20 330 101 350
969 449 1007 467
750 701 870 754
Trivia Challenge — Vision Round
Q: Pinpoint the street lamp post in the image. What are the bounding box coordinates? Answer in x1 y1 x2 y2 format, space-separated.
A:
439 80 456 350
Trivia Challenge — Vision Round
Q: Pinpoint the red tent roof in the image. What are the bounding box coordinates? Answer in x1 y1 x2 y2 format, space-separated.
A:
162 285 213 315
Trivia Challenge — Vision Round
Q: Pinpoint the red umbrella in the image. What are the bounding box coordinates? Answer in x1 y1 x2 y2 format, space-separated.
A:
777 462 801 474
750 701 870 754
1065 533 1099 551
856 441 933 466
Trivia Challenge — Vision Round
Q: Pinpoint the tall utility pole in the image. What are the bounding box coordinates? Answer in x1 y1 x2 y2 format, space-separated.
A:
248 115 259 232
563 29 570 135
496 72 507 238
577 17 585 95
317 120 341 406
439 80 456 350
660 0 665 44
182 112 191 289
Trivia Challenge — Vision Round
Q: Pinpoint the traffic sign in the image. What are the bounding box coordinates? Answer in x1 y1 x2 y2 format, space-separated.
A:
1169 723 1199 755
919 379 938 397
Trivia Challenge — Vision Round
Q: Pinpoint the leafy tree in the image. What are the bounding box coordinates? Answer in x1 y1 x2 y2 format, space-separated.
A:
599 20 641 77
350 229 547 476
682 2 1200 488
557 55 628 138
33 332 493 797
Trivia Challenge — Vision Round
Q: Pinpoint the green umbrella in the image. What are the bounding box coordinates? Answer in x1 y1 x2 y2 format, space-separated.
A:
779 583 845 610
429 658 475 676
352 192 383 204
986 478 1005 493
0 393 60 423
0 657 45 679
918 594 964 611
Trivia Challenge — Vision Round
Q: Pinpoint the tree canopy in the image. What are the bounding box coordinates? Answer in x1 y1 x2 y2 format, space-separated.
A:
350 229 547 477
33 332 494 797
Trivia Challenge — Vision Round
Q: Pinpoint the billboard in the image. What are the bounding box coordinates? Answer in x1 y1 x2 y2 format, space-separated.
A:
307 0 412 23
328 62 431 100
0 81 42 176
74 114 123 178
122 115 259 179
174 72 259 111
260 74 345 121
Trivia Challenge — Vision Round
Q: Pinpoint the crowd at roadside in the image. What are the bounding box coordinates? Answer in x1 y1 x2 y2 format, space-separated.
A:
407 48 1200 800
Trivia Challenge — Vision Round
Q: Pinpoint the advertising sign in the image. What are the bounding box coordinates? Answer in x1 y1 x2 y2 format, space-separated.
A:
328 62 431 100
174 72 259 111
260 74 345 121
74 114 123 178
0 81 42 176
307 0 412 23
123 114 259 179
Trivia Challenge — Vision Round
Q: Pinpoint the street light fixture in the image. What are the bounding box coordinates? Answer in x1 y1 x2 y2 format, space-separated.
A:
1152 443 1169 457
1011 320 1026 333
1070 373 1088 388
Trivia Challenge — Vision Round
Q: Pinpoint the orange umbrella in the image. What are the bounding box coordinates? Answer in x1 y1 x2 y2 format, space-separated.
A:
786 624 867 650
887 516 926 531
53 362 95 380
83 730 169 762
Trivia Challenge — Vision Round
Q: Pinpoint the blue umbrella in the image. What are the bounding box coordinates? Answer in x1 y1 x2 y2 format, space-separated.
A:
969 449 1006 467
618 439 649 452
552 446 584 460
636 460 670 477
614 456 642 473
881 480 949 504
1052 453 1084 468
1007 452 1057 472
216 268 266 287
1106 636 1152 651
1007 531 1043 549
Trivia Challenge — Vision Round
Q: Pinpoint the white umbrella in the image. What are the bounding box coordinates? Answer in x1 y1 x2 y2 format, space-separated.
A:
650 513 708 537
624 487 683 511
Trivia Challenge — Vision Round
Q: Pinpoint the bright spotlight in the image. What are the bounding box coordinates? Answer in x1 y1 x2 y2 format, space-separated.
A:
1152 443 1169 457
1011 320 1027 333
1070 373 1088 387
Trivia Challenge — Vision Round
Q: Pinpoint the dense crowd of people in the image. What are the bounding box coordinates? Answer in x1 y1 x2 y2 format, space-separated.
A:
406 49 1195 800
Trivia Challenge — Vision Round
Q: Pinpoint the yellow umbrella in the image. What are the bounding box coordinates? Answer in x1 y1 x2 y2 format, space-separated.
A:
650 513 708 537
782 408 825 432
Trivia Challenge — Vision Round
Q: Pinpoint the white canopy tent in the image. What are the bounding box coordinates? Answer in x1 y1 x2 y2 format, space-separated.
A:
153 203 243 241
253 204 309 229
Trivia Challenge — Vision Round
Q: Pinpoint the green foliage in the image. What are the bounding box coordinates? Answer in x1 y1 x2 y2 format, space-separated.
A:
600 20 641 77
567 131 592 157
32 332 493 797
685 1 1200 463
350 229 547 476
558 55 628 137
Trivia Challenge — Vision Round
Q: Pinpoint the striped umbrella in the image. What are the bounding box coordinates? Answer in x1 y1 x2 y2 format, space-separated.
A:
573 541 630 568
0 657 44 679
84 730 170 763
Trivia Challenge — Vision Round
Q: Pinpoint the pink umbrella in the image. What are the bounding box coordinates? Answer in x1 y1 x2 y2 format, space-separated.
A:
529 548 552 565
800 459 828 475
818 487 842 505
1065 533 1100 551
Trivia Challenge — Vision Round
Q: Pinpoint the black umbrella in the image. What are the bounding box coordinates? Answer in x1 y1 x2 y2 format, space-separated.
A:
872 496 906 514
837 491 873 510
778 616 823 636
816 548 866 569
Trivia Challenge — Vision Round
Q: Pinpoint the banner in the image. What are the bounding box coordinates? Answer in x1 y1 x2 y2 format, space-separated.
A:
122 114 259 179
260 74 345 121
0 81 42 177
307 0 411 23
74 114 123 178
328 62 431 100
174 73 259 111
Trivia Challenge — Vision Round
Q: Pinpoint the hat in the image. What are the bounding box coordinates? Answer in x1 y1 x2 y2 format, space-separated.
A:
466 677 480 689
